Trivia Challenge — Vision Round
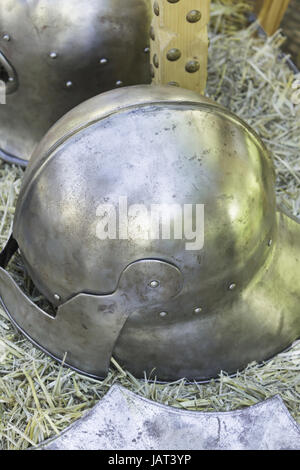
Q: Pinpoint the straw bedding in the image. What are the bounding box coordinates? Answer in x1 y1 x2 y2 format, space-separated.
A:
0 1 299 449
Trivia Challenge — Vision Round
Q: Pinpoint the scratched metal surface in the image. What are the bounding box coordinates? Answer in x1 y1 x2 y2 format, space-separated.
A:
40 385 300 450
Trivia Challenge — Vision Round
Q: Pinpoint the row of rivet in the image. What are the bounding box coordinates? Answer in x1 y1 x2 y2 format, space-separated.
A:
51 238 274 304
160 306 202 318
159 307 202 318
52 289 203 317
0 34 14 83
150 8 201 77
150 0 209 93
50 49 150 89
148 236 275 317
2 35 148 90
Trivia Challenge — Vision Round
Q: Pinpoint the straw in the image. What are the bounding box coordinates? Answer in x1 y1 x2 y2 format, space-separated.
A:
0 1 299 449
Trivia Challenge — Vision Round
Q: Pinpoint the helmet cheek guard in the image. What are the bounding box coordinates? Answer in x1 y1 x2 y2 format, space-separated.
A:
0 85 299 382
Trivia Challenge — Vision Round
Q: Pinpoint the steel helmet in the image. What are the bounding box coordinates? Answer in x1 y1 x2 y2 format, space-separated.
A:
0 85 299 382
0 0 151 166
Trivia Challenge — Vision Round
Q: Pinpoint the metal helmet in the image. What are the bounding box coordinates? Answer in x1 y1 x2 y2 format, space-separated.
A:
0 85 299 382
0 0 151 166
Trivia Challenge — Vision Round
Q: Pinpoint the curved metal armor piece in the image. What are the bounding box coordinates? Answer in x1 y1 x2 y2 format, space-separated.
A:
0 85 300 381
40 385 300 450
0 0 151 165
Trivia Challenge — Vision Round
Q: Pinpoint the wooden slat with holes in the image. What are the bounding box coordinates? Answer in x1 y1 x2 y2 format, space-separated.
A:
256 0 290 36
150 0 211 94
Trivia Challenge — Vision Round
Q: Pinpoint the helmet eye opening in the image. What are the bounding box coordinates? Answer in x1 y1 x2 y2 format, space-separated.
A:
0 51 18 94
0 63 9 84
0 237 57 319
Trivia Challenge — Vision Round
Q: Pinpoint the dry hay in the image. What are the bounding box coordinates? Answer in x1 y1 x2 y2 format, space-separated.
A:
0 4 300 450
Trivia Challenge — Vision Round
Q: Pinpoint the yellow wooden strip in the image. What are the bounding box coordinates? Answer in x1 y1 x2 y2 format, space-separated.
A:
150 0 211 94
257 0 290 36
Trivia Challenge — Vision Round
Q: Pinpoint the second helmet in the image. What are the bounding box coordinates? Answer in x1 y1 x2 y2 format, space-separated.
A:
0 0 151 165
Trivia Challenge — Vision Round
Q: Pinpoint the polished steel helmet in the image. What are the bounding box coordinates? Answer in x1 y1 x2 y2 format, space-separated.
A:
0 0 151 165
0 85 299 382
